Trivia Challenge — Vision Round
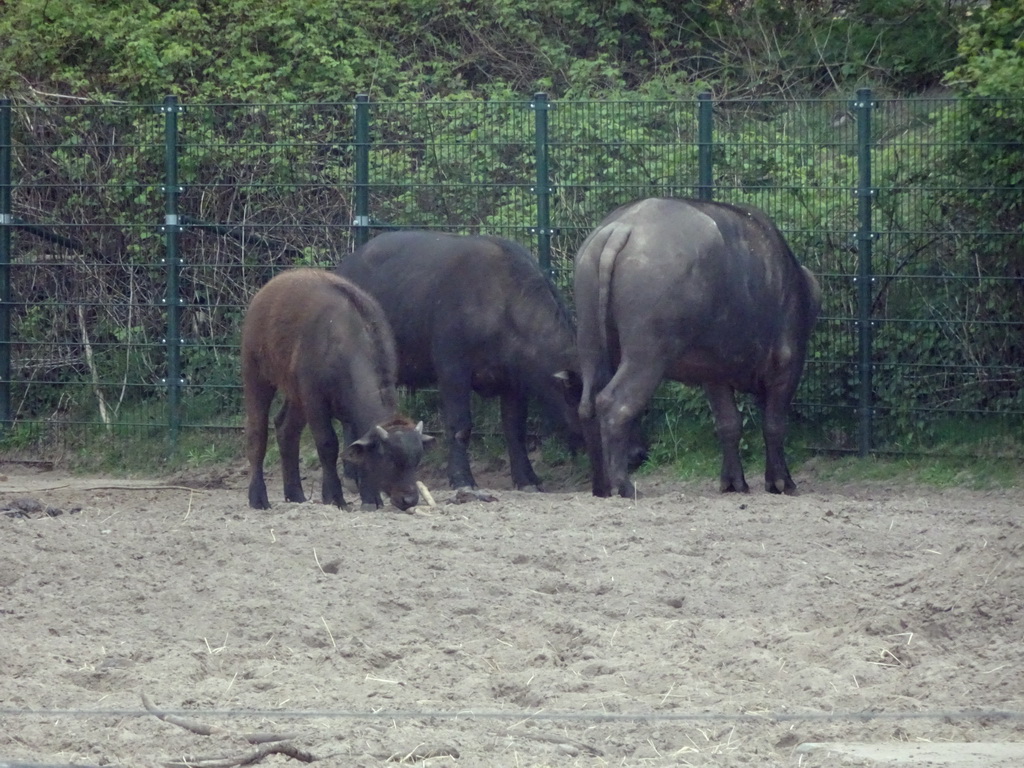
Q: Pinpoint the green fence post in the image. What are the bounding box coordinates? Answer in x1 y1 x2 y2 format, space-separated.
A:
353 93 371 248
531 92 553 276
162 95 183 447
697 92 714 201
0 99 11 428
854 87 874 456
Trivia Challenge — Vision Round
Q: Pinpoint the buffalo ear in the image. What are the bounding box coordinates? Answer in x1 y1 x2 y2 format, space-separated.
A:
341 439 370 465
341 442 366 465
343 427 384 464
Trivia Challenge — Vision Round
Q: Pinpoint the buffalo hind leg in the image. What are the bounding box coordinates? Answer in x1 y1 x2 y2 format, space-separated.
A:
704 383 749 493
581 414 611 497
501 388 542 491
595 361 662 499
761 386 798 495
578 363 613 496
244 376 275 509
275 399 308 503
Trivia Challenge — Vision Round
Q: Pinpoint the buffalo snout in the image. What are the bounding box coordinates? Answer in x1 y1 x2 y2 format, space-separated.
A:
389 488 421 511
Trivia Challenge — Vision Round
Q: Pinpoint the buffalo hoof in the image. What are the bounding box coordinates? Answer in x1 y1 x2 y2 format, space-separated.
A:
766 477 798 495
617 480 640 500
322 493 348 508
719 478 750 494
248 482 271 509
359 492 385 511
248 493 271 510
516 484 543 493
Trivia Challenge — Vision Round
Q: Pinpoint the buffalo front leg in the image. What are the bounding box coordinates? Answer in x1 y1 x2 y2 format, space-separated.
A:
340 423 383 510
244 377 275 509
341 422 360 484
274 399 308 503
356 477 383 510
437 370 476 489
303 401 346 508
704 383 749 493
500 388 542 491
352 427 384 510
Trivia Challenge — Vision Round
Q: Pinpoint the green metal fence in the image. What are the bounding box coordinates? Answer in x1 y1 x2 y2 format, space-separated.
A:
0 92 1020 460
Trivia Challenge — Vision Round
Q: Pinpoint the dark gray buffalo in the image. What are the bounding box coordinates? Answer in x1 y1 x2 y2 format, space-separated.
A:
242 268 433 510
575 198 821 498
336 231 603 491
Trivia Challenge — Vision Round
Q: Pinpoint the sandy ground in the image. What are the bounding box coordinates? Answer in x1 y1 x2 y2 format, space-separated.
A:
0 456 1021 768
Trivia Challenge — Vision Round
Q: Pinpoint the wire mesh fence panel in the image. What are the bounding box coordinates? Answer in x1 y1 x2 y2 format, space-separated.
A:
0 93 1020 460
358 98 537 245
866 97 1024 455
5 103 167 451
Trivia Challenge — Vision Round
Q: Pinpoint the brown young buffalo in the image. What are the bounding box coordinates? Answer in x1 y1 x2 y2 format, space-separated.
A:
575 198 821 498
241 269 433 510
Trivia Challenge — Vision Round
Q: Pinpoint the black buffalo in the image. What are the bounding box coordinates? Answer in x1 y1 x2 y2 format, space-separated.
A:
336 231 596 491
574 198 821 498
241 268 434 510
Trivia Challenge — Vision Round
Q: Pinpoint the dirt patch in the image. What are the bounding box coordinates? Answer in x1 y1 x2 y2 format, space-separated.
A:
0 460 1021 767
